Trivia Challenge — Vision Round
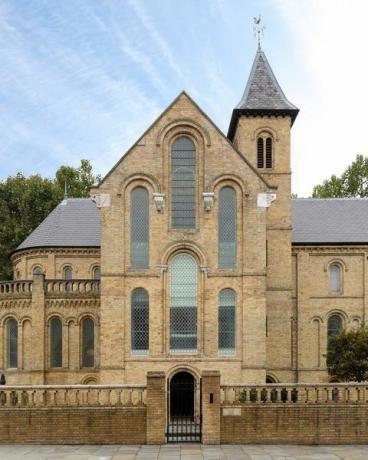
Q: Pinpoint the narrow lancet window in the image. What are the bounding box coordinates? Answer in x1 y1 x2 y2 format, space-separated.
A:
330 264 341 293
7 319 18 368
266 137 272 168
169 253 197 353
218 187 237 269
218 289 236 355
131 187 149 269
171 137 196 229
50 318 62 368
82 317 95 367
257 138 264 168
131 288 149 354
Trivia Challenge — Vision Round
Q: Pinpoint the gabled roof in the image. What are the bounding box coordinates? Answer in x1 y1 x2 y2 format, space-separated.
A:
228 47 299 140
16 198 100 251
292 198 368 244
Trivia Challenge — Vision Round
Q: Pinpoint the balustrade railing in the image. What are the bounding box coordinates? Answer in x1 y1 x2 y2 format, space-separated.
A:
221 383 368 405
0 385 146 408
0 281 32 296
44 280 100 295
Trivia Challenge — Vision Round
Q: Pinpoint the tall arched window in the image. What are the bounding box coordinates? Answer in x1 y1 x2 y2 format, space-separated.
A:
265 137 272 168
169 253 197 353
63 266 72 280
218 187 237 269
218 289 236 355
82 317 95 367
131 288 149 354
131 187 149 269
50 318 62 368
327 314 343 337
330 264 341 293
7 319 18 368
93 266 101 280
171 137 196 229
257 137 264 168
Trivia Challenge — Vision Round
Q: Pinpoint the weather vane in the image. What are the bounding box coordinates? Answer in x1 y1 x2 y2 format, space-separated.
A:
253 15 265 49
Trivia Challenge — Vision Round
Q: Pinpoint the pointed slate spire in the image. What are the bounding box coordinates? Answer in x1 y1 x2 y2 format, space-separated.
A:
228 48 299 140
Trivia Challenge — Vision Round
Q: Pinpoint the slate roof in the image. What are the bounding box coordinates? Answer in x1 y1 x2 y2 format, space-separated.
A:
228 48 299 140
15 197 368 251
16 198 100 251
292 199 368 244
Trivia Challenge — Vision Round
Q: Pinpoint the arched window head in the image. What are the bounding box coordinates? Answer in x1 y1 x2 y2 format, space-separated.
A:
82 317 95 367
329 264 342 293
50 318 62 368
169 253 197 353
33 266 43 275
218 187 237 269
131 288 149 354
257 135 273 169
93 266 101 280
131 187 149 269
7 319 18 368
327 314 343 337
171 137 196 229
63 266 72 280
218 289 236 356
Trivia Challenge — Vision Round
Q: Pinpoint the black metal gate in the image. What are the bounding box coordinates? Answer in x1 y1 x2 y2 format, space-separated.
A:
166 371 201 442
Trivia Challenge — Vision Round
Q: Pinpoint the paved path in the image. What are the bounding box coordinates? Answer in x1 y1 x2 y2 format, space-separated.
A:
0 444 368 460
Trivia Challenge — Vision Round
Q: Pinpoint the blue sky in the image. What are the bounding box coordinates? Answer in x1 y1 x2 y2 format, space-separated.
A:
1 0 368 196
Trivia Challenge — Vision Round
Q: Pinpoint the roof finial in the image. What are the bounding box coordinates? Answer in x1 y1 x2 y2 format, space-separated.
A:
64 181 68 200
253 15 265 50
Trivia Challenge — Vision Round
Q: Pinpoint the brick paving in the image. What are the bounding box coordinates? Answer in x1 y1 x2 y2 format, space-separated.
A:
0 444 368 459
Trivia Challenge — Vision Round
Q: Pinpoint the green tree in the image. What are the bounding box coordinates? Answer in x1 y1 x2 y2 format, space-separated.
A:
0 160 100 280
313 154 368 198
327 327 368 382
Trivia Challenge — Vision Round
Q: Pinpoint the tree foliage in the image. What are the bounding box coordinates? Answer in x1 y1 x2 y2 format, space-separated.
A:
0 160 100 280
327 327 368 382
313 154 368 198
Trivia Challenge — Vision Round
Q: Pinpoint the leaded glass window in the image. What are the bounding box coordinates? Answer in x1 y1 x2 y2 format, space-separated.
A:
218 187 237 269
93 266 101 280
131 187 149 269
50 318 62 368
7 319 18 368
131 288 149 354
169 253 197 353
266 137 272 168
63 267 72 280
82 317 95 368
218 289 236 355
171 137 196 229
327 314 343 337
257 137 264 168
330 264 341 293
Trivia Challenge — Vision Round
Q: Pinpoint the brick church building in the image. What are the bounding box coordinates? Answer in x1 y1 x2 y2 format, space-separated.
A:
2 45 367 389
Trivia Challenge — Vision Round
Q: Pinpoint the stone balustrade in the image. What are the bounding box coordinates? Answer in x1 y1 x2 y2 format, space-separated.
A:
221 383 368 405
0 281 32 296
44 279 100 295
0 384 146 407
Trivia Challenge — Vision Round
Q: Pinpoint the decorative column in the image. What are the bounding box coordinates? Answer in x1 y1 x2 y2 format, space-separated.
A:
31 273 46 384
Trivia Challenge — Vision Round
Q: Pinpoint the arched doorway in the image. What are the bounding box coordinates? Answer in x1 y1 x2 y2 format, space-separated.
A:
166 370 201 442
170 371 195 418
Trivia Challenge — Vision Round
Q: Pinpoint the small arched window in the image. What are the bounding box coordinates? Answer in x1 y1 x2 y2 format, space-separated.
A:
131 187 149 269
327 314 343 337
218 187 237 269
7 319 18 368
171 137 196 229
82 317 95 368
257 136 273 169
93 266 101 280
33 266 43 275
329 264 341 293
169 253 198 353
63 266 73 280
131 288 149 354
50 318 62 368
218 289 236 355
